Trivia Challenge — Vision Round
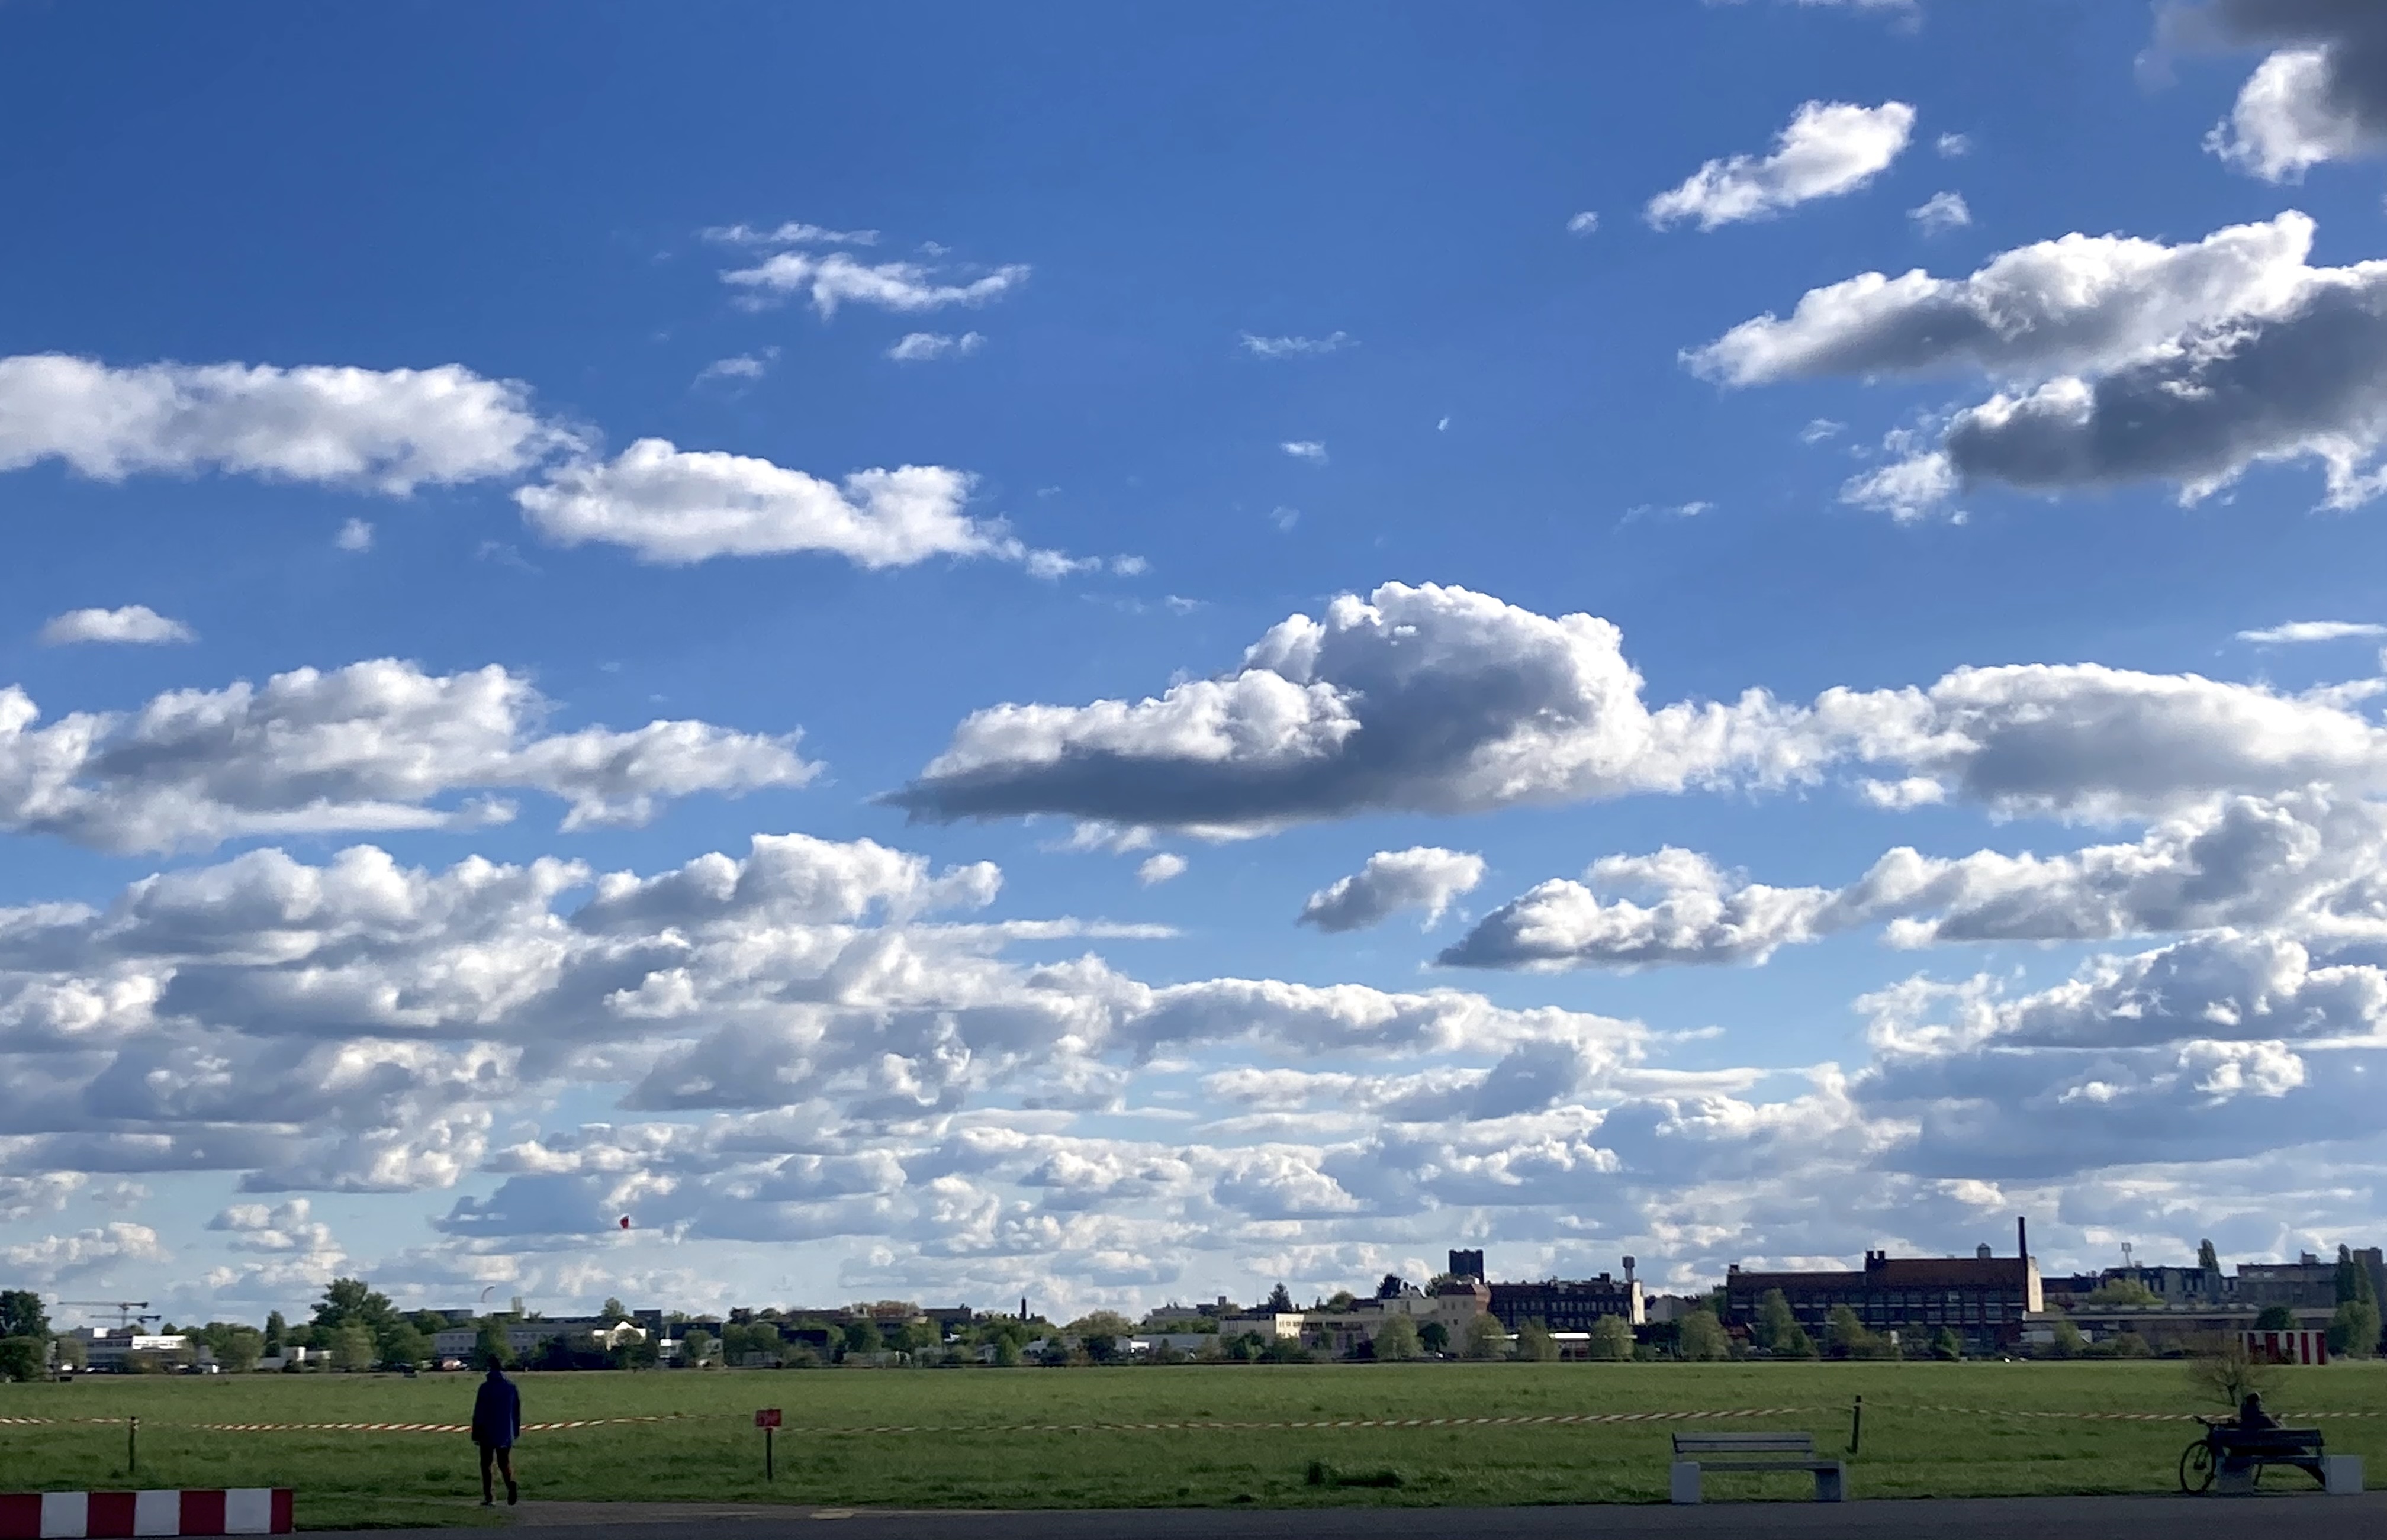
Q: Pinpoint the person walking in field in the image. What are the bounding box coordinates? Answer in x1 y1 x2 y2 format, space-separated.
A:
471 1358 522 1506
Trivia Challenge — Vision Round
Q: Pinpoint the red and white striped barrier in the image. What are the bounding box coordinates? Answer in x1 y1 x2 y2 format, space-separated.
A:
2244 1329 2331 1366
0 1491 290 1539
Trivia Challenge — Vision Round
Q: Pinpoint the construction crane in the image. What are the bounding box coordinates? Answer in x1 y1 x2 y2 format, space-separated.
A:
59 1300 159 1332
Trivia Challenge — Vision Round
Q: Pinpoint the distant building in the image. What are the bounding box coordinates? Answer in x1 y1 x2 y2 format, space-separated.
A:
2235 1255 2342 1312
1487 1274 1645 1331
1724 1242 2042 1355
1447 1249 1485 1281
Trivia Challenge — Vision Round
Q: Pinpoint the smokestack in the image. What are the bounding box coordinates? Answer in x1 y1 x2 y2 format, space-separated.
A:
2017 1216 2028 1263
1019 1296 1028 1320
1623 1256 1636 1286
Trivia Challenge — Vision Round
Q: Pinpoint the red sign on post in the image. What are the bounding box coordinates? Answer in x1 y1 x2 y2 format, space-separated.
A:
755 1409 783 1428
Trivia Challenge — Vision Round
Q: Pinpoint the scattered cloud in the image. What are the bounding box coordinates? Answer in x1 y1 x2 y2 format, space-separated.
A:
1299 848 1487 933
695 350 777 385
517 440 999 568
0 1223 167 1286
721 252 1028 317
700 221 879 247
1800 418 1846 443
2237 620 2386 644
1240 332 1354 358
1565 211 1600 236
1137 852 1188 886
335 518 374 552
1908 190 1971 234
1935 131 1973 157
1646 101 1915 230
889 581 2387 835
39 605 195 647
1695 210 2387 516
1624 500 1714 521
887 331 986 362
1280 441 1328 462
0 355 558 494
0 657 815 852
2166 2 2387 182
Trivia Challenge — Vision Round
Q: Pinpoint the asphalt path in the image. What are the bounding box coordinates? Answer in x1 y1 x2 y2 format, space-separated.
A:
311 1491 2387 1540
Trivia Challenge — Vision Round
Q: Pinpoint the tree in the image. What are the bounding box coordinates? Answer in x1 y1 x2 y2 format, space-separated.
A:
2337 1245 2378 1309
2083 1277 2160 1307
1587 1314 1634 1362
377 1322 428 1370
0 1338 46 1383
842 1319 883 1356
1825 1306 1871 1359
1753 1289 1798 1352
1265 1283 1295 1313
1463 1313 1509 1360
1929 1326 1964 1362
313 1278 395 1335
1376 1274 1408 1300
2112 1330 2152 1358
1373 1315 1420 1361
197 1323 263 1374
329 1323 377 1373
0 1291 49 1341
2254 1304 2296 1331
992 1334 1022 1367
2045 1318 2086 1359
474 1318 515 1369
51 1334 86 1372
1515 1320 1559 1362
1325 1291 1358 1312
600 1297 629 1323
1418 1322 1450 1355
2328 1299 2380 1358
1676 1309 1732 1362
2198 1239 2221 1272
262 1310 287 1355
678 1328 714 1367
2189 1335 2280 1409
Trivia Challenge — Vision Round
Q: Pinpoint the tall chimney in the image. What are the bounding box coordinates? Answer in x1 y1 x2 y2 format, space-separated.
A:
1019 1296 1028 1320
1623 1255 1636 1286
2016 1216 2028 1263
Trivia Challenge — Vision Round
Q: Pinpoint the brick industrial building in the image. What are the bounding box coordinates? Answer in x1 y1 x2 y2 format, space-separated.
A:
1722 1222 2044 1356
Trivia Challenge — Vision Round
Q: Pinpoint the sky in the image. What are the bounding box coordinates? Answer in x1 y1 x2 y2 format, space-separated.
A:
5 0 2387 1328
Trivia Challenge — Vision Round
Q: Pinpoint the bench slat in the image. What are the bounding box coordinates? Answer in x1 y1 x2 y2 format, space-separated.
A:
1674 1435 1815 1454
1675 1460 1841 1474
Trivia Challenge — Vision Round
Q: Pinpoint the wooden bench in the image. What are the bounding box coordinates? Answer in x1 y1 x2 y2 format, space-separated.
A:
1669 1432 1845 1504
2201 1426 2333 1495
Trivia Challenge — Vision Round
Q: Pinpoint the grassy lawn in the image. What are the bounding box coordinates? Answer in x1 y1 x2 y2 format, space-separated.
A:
2 1361 2380 1529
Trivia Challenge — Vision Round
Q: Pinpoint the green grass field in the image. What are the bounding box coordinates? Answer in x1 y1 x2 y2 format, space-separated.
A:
3 1361 2381 1529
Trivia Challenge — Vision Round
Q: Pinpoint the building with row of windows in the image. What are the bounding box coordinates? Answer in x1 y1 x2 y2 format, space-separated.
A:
1723 1236 2043 1356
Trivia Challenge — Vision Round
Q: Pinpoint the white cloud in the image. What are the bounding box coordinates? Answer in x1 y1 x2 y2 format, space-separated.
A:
694 351 776 384
1280 440 1328 462
1137 853 1188 886
887 331 986 362
516 439 1005 568
700 221 879 247
2164 4 2387 182
0 1222 166 1285
891 581 2387 835
39 606 195 646
1240 332 1354 358
1645 101 1915 230
334 518 374 552
1694 210 2387 516
0 657 815 853
1800 418 1845 443
1907 191 1971 234
1299 848 1487 933
1935 132 1972 157
721 252 1029 317
1446 791 2387 969
1565 212 1600 235
2237 620 2386 644
1688 211 2318 386
0 355 556 494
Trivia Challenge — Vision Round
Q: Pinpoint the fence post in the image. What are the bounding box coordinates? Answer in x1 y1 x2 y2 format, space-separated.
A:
1847 1396 1862 1455
128 1415 139 1475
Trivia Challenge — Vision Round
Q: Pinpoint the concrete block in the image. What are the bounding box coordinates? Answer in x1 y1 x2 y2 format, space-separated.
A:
2324 1455 2363 1496
1813 1462 1846 1503
1669 1462 1701 1504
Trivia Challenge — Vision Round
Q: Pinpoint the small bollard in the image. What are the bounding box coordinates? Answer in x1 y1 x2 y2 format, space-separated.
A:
128 1415 139 1475
1847 1395 1862 1455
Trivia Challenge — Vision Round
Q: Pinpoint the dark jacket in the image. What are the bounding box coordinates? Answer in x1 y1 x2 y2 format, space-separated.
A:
472 1375 522 1448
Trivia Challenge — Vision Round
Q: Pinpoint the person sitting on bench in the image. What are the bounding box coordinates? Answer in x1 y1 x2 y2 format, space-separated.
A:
2235 1393 2282 1434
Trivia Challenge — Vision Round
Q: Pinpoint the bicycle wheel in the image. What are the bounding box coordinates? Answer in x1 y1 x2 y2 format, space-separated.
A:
2180 1440 2215 1494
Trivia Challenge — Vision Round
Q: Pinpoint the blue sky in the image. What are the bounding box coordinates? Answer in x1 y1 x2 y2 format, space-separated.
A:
5 0 2387 1324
